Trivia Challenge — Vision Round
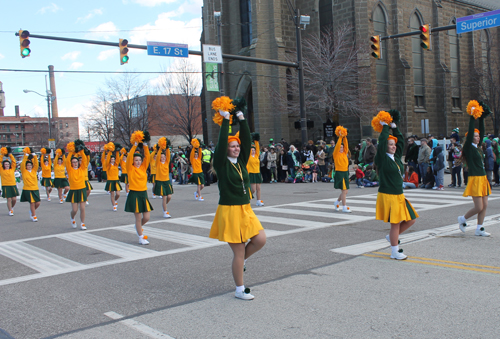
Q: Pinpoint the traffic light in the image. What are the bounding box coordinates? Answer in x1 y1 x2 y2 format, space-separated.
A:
370 35 381 59
419 24 431 50
119 39 129 65
19 30 30 58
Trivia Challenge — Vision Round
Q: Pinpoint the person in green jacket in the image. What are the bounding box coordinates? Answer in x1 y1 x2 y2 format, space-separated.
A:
209 109 266 301
458 108 491 237
374 119 419 260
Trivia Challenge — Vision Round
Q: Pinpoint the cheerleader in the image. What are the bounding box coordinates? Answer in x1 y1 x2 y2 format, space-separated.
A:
332 127 351 212
458 101 491 237
149 148 158 198
0 149 19 216
153 139 174 218
53 150 70 204
247 137 264 206
20 150 40 222
80 151 93 204
40 150 53 201
66 147 88 230
209 109 266 300
189 139 205 201
124 137 153 245
119 149 129 195
104 150 122 211
374 112 419 260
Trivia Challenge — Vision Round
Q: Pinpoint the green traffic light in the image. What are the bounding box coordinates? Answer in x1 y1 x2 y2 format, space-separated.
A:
22 48 31 56
122 55 129 63
420 42 429 49
371 52 379 59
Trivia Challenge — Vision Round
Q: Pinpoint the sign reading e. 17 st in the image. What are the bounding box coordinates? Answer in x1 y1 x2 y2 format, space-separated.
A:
147 41 188 58
457 9 500 34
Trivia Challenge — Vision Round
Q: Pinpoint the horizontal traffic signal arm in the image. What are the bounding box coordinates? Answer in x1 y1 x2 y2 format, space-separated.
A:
14 32 299 68
379 24 455 41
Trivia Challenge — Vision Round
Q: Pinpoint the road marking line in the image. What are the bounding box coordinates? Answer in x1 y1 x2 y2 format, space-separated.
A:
294 202 376 214
57 233 157 258
118 227 219 247
261 207 373 221
330 213 500 255
0 242 83 273
104 311 174 339
164 218 214 229
370 252 500 270
363 253 500 275
256 215 331 227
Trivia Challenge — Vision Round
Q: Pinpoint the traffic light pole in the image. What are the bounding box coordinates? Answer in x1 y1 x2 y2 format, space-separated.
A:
381 24 455 41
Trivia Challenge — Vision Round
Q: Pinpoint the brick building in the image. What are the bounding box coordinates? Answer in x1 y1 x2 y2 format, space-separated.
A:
201 0 500 145
0 115 79 149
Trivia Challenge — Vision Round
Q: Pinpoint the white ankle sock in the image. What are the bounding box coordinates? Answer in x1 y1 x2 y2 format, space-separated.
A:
236 285 245 293
459 216 466 224
343 205 348 211
334 200 340 206
391 245 399 253
476 224 482 230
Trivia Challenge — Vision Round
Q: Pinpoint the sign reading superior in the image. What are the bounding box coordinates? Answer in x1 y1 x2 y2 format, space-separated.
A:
457 9 500 34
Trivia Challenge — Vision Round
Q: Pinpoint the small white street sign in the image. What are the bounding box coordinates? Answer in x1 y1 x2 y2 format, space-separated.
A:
203 44 223 64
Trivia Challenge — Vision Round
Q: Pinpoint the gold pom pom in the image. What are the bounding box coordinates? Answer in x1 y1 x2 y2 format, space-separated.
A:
158 137 167 150
41 148 47 155
66 142 75 153
56 149 62 156
466 100 483 119
191 138 200 148
120 148 127 155
335 126 348 137
212 96 235 113
371 111 393 133
0 147 7 155
212 112 233 126
130 130 145 144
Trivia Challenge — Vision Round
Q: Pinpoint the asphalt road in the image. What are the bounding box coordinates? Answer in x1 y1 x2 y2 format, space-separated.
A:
1 176 499 339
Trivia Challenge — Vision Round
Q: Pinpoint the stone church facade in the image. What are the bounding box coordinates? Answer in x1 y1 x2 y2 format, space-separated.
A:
201 0 500 145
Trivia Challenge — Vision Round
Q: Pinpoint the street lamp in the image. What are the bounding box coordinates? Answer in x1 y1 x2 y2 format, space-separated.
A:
23 79 56 142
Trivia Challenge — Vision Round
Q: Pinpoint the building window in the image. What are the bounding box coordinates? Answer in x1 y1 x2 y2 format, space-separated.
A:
15 125 19 129
65 123 68 128
59 123 63 129
373 5 389 105
240 0 252 48
319 0 333 30
410 13 425 110
449 20 460 110
480 30 490 99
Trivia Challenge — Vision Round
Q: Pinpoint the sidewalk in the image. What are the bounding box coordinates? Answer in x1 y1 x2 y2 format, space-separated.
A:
57 219 500 339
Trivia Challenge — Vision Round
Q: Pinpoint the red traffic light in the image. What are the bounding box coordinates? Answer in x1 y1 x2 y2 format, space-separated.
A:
21 30 30 38
370 36 378 43
420 25 428 33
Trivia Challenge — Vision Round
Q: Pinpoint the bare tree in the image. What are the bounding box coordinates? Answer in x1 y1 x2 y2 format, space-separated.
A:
271 24 376 123
83 90 115 144
472 38 500 135
155 59 203 143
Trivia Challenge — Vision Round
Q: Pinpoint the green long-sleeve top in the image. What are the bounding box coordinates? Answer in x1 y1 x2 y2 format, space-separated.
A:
213 118 252 205
374 124 404 195
462 115 486 176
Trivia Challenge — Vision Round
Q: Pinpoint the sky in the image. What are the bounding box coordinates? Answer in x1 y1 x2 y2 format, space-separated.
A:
0 0 204 128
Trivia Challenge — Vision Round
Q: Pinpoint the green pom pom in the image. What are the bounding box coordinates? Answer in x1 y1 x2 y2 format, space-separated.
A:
6 146 12 154
388 109 401 124
478 100 491 119
251 132 260 142
114 143 122 153
74 139 85 146
143 131 151 143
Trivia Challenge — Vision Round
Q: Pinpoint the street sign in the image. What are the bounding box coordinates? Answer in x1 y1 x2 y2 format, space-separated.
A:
147 41 188 58
48 139 55 149
457 9 500 34
203 44 223 64
205 63 219 92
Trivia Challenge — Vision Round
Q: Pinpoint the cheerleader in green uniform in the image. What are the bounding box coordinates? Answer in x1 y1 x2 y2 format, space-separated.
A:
458 100 492 237
40 149 53 201
20 149 41 222
209 106 266 301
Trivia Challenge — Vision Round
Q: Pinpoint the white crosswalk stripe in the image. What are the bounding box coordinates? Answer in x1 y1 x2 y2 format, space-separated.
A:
0 191 499 286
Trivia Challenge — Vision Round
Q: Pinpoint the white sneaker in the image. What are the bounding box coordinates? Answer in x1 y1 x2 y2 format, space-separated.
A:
9 210 14 216
80 223 87 230
163 211 171 218
235 288 254 300
113 205 117 212
194 191 199 200
32 216 38 222
59 199 64 204
152 194 157 199
71 218 77 228
63 194 67 199
432 186 438 190
458 216 467 233
390 250 407 260
342 207 352 213
475 227 490 237
47 197 51 202
86 201 89 205
335 204 341 212
139 235 149 245
198 196 204 201
256 200 264 207
357 186 364 189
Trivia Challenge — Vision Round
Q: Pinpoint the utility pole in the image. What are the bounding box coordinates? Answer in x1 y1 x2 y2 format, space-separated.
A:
45 75 52 140
294 8 307 145
214 11 224 96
